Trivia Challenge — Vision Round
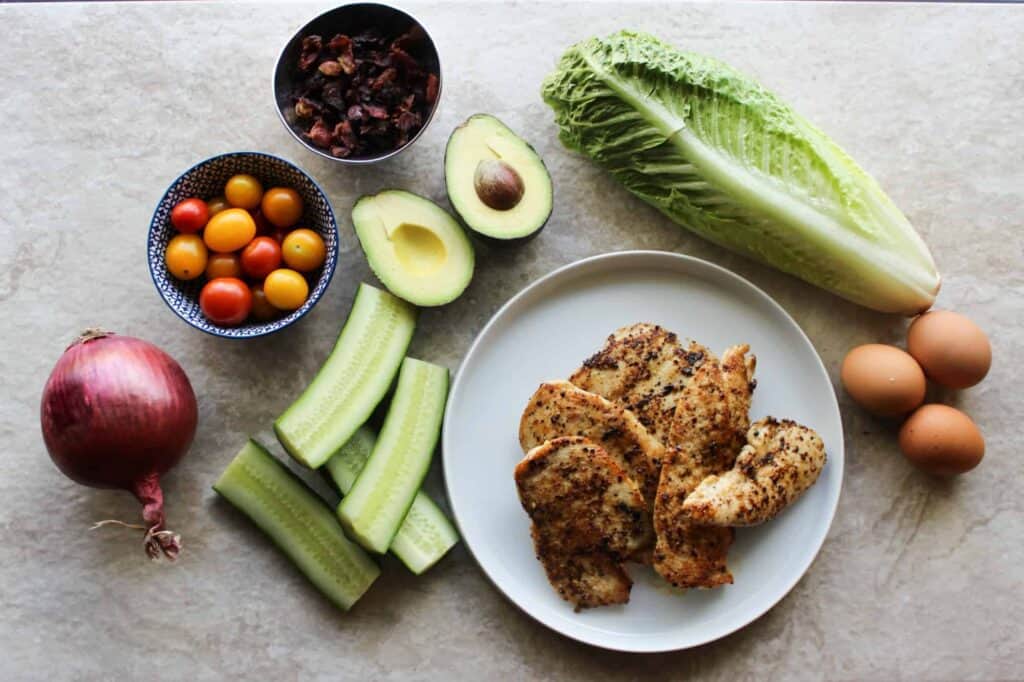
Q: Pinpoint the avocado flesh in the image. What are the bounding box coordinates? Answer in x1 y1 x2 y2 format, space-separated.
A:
445 114 553 242
351 190 475 307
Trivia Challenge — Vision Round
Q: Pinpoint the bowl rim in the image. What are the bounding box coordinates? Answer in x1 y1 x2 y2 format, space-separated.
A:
271 2 443 165
147 150 339 339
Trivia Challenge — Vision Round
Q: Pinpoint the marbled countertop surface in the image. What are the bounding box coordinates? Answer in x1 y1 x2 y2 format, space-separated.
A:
2 2 1022 680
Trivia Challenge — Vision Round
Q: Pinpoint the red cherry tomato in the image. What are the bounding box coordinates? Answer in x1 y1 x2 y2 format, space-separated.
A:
199 277 253 326
240 237 283 279
249 209 274 237
170 198 209 234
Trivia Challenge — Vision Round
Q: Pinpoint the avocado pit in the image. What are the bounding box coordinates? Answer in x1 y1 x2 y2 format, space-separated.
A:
474 159 525 211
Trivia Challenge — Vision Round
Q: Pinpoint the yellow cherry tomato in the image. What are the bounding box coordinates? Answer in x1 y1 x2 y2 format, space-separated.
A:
263 269 309 311
224 174 263 210
206 196 230 217
281 228 326 272
165 234 208 280
261 187 304 228
203 208 256 253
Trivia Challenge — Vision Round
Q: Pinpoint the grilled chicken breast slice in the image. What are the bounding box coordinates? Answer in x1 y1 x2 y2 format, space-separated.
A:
519 380 664 509
515 437 650 609
653 352 737 589
682 418 826 526
720 344 757 452
528 543 633 611
569 323 708 447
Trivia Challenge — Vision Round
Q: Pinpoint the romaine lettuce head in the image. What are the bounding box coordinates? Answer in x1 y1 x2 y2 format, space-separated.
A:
541 31 939 314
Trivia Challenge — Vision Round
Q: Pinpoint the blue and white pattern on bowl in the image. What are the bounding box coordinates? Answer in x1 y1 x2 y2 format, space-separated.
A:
148 152 338 338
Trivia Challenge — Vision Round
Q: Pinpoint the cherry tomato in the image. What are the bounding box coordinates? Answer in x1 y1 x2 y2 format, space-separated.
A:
224 174 263 210
170 198 209 234
249 209 274 236
269 227 290 244
261 187 304 228
241 237 283 279
281 228 326 272
207 196 230 217
199 277 253 326
164 234 208 280
263 269 309 310
250 283 280 321
205 252 243 279
203 208 256 253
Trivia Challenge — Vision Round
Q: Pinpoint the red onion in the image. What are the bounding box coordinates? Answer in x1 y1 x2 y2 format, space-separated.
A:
41 329 198 560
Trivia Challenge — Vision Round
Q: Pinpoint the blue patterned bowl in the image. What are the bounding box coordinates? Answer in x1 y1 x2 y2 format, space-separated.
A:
148 152 338 338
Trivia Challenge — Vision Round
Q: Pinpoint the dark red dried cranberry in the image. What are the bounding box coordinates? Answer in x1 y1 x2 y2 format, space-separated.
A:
298 35 322 71
304 118 332 148
425 73 439 105
365 104 388 120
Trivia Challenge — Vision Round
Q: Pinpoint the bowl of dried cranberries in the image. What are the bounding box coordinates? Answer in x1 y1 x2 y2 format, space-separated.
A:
274 3 442 164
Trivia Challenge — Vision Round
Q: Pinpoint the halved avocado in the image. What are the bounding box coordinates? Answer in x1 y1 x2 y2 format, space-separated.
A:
351 190 474 307
445 114 553 244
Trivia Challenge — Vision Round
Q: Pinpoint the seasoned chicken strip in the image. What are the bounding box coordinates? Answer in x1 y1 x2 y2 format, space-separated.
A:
570 323 707 447
519 380 664 509
720 344 757 452
653 353 737 588
515 437 649 610
527 544 632 611
682 418 826 526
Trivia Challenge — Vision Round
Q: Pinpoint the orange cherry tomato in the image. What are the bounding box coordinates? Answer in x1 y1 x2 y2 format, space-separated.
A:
263 269 309 311
199 277 252 326
250 283 280 321
241 237 283 279
206 196 230 217
170 198 209 234
281 228 326 272
205 252 243 279
203 208 256 253
224 174 263 210
261 187 304 228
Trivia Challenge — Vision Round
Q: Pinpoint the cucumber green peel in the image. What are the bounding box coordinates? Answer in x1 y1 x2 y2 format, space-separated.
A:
338 358 449 554
325 427 459 574
275 283 417 469
213 440 380 611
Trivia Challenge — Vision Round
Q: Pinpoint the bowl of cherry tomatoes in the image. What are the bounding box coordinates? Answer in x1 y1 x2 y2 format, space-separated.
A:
148 151 338 338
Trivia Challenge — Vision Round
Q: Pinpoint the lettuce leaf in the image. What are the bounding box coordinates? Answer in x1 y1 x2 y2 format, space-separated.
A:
541 31 939 314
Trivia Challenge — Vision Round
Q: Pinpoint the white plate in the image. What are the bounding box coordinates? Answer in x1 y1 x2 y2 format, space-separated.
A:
442 251 843 652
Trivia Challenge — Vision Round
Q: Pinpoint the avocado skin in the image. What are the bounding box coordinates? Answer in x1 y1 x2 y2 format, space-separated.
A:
444 114 553 247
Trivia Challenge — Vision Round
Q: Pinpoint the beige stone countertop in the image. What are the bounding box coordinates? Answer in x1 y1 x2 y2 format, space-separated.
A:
2 1 1021 679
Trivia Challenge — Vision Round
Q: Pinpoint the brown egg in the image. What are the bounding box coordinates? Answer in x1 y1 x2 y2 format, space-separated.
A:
841 344 927 417
907 310 991 388
899 404 984 475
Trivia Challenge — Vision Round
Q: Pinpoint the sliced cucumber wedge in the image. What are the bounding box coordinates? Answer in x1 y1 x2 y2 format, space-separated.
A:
275 283 417 469
213 440 380 611
325 427 459 574
338 358 449 553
